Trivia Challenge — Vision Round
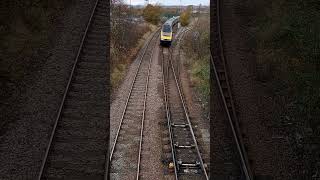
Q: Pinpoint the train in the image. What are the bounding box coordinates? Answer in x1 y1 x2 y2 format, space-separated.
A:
160 16 180 46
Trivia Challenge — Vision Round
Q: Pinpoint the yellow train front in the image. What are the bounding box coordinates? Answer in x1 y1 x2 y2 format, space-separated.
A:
160 16 179 47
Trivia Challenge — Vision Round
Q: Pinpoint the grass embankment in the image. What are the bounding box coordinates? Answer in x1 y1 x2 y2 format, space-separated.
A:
251 0 319 176
111 24 157 91
188 58 210 101
181 15 210 106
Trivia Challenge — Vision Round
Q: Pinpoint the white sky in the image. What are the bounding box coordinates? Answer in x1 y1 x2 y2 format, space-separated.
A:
126 0 209 6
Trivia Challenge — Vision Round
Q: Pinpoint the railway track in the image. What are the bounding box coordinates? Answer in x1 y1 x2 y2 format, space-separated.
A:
211 0 254 179
37 0 108 179
109 29 160 180
161 45 209 180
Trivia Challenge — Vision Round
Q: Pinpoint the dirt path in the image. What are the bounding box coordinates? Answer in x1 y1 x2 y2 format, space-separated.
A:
139 39 166 180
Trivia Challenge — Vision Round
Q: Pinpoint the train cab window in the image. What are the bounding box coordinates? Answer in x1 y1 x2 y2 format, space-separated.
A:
163 25 171 33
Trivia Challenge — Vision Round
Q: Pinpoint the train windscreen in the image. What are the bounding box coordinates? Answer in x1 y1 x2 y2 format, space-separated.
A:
162 24 171 33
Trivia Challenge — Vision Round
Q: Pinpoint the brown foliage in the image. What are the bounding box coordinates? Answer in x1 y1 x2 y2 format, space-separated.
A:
111 0 151 88
180 9 191 26
142 4 161 25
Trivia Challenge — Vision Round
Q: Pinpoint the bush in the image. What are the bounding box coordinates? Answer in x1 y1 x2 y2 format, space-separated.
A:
142 4 162 25
190 57 210 100
180 10 191 26
111 1 152 89
182 15 210 105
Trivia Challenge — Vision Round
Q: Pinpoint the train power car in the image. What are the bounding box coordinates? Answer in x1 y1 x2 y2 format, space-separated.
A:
160 16 179 46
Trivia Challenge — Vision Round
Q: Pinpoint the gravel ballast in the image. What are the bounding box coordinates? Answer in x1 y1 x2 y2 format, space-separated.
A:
139 40 166 180
0 1 97 179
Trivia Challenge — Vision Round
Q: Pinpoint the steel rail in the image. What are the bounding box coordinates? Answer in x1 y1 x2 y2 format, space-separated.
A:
168 50 209 180
37 0 100 179
210 52 253 180
109 29 160 163
172 27 190 83
171 27 189 48
161 47 179 180
211 0 254 179
136 31 156 180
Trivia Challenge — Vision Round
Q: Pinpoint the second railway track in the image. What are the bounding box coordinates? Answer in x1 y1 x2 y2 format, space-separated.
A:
161 43 209 180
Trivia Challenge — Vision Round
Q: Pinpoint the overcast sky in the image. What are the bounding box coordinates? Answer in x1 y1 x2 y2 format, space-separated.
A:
125 0 209 6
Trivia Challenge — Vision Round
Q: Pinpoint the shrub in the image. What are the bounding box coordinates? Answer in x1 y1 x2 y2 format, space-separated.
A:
182 15 210 105
180 10 191 26
142 4 162 25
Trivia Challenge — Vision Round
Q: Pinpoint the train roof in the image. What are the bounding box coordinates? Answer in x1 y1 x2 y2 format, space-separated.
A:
163 16 180 27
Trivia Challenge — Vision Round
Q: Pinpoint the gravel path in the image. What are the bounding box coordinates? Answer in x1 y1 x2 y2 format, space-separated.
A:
139 40 165 180
0 1 96 179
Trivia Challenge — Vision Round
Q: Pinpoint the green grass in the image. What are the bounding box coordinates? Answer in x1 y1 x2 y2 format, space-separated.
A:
181 15 210 106
189 56 210 101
